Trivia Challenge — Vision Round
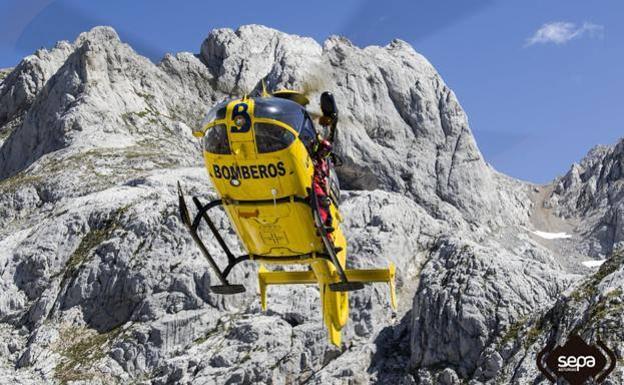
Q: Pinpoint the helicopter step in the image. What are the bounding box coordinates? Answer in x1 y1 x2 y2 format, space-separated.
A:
328 282 364 292
210 284 246 295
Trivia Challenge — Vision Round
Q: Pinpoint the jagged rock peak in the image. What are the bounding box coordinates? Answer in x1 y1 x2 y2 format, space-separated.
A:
200 25 323 95
0 25 533 228
556 138 624 193
74 25 121 45
545 137 624 256
0 26 211 181
0 41 73 127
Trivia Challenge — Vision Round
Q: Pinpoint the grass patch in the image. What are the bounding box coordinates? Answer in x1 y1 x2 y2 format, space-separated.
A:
499 317 526 346
194 319 228 345
574 288 624 335
0 170 42 192
53 325 124 384
135 90 155 102
0 128 11 142
525 325 542 348
61 206 129 280
569 250 624 302
498 312 546 348
65 226 112 275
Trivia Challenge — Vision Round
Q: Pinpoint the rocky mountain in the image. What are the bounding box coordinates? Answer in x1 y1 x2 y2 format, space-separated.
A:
0 25 621 384
490 250 624 385
546 141 624 258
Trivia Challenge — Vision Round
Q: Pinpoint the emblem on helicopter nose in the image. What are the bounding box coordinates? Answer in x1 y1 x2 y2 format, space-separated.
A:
230 102 251 133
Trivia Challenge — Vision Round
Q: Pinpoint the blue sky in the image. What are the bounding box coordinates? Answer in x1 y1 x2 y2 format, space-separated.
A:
1 0 622 183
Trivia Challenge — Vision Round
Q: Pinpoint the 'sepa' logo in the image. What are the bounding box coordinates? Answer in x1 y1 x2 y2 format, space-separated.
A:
537 334 616 384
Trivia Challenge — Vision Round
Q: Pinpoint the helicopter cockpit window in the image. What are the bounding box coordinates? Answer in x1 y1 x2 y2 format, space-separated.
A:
255 122 295 153
203 124 231 154
254 97 304 132
299 113 317 151
201 100 228 127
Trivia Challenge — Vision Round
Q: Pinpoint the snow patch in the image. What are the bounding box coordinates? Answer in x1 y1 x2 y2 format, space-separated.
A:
582 260 606 268
532 231 572 240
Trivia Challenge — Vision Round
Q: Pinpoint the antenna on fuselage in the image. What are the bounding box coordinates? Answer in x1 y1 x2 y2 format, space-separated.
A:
262 79 269 97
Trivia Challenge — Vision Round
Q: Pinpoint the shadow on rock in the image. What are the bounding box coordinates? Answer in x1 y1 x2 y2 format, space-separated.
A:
367 310 415 385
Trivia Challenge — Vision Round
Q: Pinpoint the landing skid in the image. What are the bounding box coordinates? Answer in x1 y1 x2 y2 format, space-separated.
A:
178 182 249 295
178 182 367 295
177 183 342 294
210 284 246 295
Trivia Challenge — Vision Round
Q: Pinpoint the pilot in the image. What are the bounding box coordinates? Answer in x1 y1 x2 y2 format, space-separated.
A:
312 137 334 234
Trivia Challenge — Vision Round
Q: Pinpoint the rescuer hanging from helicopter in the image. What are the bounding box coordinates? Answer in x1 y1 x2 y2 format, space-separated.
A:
312 92 340 235
312 137 334 233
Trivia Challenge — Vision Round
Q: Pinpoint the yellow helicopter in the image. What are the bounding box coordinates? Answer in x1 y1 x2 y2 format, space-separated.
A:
177 86 396 346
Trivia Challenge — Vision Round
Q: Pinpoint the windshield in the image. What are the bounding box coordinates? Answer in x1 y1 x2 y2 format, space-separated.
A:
255 122 295 153
299 112 317 151
201 100 228 128
254 97 305 132
200 97 318 154
203 124 230 154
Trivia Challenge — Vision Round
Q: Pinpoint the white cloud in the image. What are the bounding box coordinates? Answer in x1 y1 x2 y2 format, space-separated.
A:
525 21 604 47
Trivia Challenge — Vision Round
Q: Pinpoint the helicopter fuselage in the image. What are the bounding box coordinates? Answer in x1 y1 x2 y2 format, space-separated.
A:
183 93 395 346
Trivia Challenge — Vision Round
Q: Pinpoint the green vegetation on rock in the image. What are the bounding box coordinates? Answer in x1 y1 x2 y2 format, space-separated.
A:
53 325 124 384
62 205 129 281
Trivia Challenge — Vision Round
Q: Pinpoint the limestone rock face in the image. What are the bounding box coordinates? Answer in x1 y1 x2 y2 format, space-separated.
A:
484 251 624 385
0 24 620 385
547 139 624 257
0 41 73 127
409 237 574 378
0 27 209 181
